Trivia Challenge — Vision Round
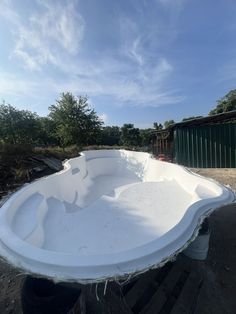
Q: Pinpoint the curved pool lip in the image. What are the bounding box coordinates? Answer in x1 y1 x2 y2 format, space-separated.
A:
0 150 235 283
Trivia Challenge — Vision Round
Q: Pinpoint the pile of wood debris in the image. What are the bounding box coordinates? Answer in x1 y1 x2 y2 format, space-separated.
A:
0 153 63 200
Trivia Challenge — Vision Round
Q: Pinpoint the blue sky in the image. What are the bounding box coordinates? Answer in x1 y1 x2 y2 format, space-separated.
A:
0 0 236 127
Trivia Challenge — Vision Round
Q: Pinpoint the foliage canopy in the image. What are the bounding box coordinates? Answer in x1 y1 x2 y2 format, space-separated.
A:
209 89 236 115
49 93 102 147
0 104 40 144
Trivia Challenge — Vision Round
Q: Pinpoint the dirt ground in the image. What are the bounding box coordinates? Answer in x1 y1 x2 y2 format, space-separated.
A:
0 168 235 313
191 168 236 314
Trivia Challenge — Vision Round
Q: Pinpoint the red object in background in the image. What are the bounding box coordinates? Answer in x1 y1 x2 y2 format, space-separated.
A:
157 154 172 162
158 154 166 161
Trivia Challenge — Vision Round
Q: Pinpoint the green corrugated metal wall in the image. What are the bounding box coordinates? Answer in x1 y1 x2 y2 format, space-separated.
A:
174 123 236 168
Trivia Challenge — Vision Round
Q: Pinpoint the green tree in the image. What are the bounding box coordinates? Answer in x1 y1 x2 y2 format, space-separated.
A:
164 119 175 129
153 122 163 130
209 89 236 115
49 93 102 146
0 103 40 144
121 124 141 146
139 129 152 146
100 126 121 145
37 117 58 146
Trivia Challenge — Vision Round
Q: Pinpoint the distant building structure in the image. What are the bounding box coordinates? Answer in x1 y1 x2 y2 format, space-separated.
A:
152 110 236 168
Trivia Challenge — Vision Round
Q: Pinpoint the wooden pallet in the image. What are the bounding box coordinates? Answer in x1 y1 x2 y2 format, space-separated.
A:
82 254 204 314
119 256 203 314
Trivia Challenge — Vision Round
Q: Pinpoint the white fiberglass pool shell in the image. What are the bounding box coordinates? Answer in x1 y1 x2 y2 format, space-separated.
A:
0 150 234 283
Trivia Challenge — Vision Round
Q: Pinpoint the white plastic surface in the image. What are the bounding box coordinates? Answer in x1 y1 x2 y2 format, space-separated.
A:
183 233 210 260
0 150 234 282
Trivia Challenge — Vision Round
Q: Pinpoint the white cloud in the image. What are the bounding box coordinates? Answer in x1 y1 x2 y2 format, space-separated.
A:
0 0 20 24
99 113 108 123
119 17 144 66
49 57 184 107
0 0 84 70
0 1 184 109
0 72 38 96
31 0 84 54
129 37 143 65
112 14 182 106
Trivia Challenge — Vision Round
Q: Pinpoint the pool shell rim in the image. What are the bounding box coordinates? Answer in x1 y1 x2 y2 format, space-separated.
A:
0 150 235 283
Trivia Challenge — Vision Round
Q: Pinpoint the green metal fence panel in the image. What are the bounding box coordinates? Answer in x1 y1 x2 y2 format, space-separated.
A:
174 123 236 168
